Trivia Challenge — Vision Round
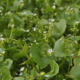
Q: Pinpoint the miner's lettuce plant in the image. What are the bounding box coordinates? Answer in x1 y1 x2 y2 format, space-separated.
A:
0 0 80 80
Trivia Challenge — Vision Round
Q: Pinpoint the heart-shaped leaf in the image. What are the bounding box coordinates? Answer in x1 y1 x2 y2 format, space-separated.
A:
54 39 74 57
0 67 12 80
51 19 66 37
14 43 28 59
31 43 53 68
9 0 21 11
67 65 80 80
3 59 13 69
44 60 59 79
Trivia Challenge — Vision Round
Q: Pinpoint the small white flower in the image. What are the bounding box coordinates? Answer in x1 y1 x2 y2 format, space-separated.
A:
68 34 71 36
47 49 53 53
63 79 66 80
7 11 11 14
33 28 36 31
44 75 50 77
75 21 79 24
20 0 24 2
0 38 5 41
0 10 2 12
60 39 62 40
65 12 70 15
51 19 55 22
36 43 38 44
0 35 3 37
29 46 31 47
49 22 51 24
33 13 37 16
70 8 73 10
20 67 25 71
31 20 33 22
35 8 38 10
19 72 23 75
71 54 74 56
52 5 56 9
43 31 47 33
49 19 51 21
21 12 27 15
25 30 29 32
34 40 36 42
2 51 5 53
11 24 15 27
5 11 11 15
32 13 33 15
59 7 63 10
31 43 33 45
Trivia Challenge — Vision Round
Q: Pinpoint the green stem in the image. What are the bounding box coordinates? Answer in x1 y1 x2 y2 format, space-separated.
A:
67 57 72 73
21 43 39 73
59 58 65 69
21 43 30 59
10 27 14 38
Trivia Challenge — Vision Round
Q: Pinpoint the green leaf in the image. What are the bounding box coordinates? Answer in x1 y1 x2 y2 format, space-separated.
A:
0 48 3 53
6 46 17 52
20 57 34 65
31 68 38 78
13 14 24 23
39 19 49 25
3 30 11 38
70 36 80 41
13 77 24 80
51 19 66 37
3 59 13 69
30 43 52 68
14 43 28 59
0 6 4 10
13 14 24 27
54 39 72 57
44 60 59 79
74 57 80 65
55 0 62 6
67 65 80 80
12 28 25 37
0 67 12 80
64 8 79 25
9 0 21 11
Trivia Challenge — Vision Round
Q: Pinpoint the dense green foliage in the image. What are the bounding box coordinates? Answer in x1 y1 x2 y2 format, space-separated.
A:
0 0 80 80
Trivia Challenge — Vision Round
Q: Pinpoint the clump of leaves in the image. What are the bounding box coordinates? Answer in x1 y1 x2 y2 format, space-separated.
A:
0 0 80 80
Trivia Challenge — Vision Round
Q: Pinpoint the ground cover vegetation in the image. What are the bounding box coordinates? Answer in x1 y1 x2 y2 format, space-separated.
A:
0 0 80 80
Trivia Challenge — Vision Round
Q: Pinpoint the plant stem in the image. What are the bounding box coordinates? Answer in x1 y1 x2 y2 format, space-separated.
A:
21 43 39 73
67 57 72 73
21 43 30 59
